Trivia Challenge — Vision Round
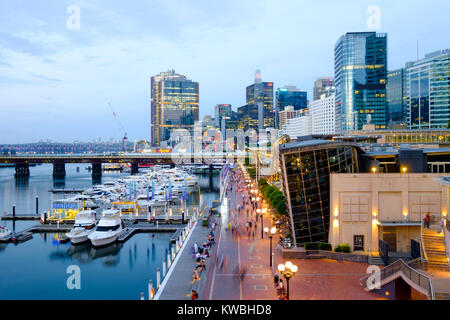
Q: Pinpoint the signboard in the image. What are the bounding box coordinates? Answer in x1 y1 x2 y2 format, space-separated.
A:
52 202 80 209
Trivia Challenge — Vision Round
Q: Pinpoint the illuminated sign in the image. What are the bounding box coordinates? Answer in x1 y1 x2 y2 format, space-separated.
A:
52 202 79 209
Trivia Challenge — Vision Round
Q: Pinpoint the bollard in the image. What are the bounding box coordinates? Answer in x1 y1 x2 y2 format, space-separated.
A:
167 252 171 268
162 259 166 278
156 268 161 289
149 280 154 300
171 246 175 260
175 240 179 252
12 205 15 219
140 292 145 300
35 196 39 215
156 221 159 229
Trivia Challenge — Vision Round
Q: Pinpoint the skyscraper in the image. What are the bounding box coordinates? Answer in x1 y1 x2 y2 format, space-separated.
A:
240 70 274 130
405 48 450 129
310 91 336 135
313 77 335 101
334 32 387 133
150 70 199 147
214 104 232 128
386 68 407 125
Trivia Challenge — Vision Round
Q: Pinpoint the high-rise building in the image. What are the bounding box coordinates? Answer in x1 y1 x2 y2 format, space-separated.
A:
313 77 335 101
275 86 307 128
280 109 312 139
310 92 336 135
243 70 274 130
386 68 407 125
150 70 199 147
334 32 388 133
278 105 304 130
214 104 232 128
405 48 450 129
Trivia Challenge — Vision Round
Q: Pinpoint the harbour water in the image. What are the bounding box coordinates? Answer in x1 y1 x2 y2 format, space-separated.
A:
0 164 219 299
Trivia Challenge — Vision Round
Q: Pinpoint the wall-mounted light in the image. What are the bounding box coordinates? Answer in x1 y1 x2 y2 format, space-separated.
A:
371 167 377 174
402 167 407 174
333 219 339 228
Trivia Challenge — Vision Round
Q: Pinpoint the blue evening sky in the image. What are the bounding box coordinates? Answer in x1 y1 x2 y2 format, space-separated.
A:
0 0 448 143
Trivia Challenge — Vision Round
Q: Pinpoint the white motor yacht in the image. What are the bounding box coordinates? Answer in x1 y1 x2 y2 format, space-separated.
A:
88 209 123 247
0 226 11 240
67 210 97 244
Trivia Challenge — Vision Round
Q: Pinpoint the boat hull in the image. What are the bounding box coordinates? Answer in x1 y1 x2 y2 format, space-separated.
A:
88 232 121 247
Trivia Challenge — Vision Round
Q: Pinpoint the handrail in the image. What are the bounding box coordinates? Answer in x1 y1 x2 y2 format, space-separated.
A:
361 258 435 300
420 216 429 263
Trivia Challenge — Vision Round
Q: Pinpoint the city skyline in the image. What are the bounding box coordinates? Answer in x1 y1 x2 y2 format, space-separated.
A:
0 0 449 143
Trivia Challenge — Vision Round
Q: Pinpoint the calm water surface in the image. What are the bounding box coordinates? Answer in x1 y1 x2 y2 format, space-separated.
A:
0 164 219 299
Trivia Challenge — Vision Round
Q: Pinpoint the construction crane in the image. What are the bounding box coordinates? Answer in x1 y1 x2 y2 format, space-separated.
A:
107 102 128 152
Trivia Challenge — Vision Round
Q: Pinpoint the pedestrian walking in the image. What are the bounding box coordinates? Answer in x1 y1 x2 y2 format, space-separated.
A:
425 212 431 229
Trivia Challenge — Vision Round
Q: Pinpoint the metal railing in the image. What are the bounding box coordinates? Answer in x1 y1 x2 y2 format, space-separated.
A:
361 258 435 300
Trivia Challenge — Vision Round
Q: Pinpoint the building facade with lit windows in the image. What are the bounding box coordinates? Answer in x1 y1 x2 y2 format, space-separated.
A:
334 32 388 133
386 68 407 125
214 104 232 128
405 49 450 129
150 70 199 147
243 70 274 130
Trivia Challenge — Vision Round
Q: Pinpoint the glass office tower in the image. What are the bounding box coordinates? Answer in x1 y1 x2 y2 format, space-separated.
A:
386 68 407 124
214 104 232 128
244 70 275 130
279 139 361 246
151 70 199 147
334 32 388 133
406 49 450 129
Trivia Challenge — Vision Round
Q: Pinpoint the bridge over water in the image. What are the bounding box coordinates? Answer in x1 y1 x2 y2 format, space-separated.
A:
0 152 245 178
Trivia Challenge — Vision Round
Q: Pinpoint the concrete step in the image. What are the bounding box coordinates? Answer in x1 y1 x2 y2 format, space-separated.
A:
434 292 450 300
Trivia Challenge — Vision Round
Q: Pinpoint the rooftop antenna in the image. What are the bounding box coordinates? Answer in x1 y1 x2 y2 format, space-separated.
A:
417 40 419 60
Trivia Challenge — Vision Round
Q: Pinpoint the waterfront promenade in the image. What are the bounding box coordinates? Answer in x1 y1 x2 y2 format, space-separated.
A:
200 166 382 300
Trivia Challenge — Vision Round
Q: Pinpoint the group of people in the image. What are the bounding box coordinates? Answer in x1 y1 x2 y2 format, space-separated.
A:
274 274 287 300
190 224 217 296
224 168 261 241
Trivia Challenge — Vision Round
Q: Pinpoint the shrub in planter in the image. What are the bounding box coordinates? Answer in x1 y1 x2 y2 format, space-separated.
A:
335 244 351 253
319 242 332 251
304 242 319 250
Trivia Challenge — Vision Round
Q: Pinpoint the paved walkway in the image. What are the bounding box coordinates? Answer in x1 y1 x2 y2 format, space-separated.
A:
156 218 216 300
202 167 382 300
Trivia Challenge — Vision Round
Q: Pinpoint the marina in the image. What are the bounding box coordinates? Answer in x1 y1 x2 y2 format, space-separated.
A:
0 163 219 299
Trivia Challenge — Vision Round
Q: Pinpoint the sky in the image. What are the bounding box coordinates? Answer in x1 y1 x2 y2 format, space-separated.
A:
0 0 449 144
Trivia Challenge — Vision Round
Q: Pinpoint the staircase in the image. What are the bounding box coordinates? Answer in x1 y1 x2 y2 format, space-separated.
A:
422 229 449 271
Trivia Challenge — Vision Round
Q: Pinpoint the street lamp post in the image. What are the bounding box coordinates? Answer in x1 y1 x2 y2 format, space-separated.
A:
264 226 277 267
277 261 298 300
